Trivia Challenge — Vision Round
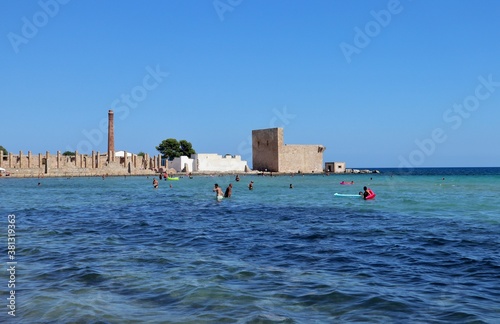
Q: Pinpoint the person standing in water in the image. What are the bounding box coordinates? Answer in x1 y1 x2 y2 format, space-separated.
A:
248 181 254 190
224 183 233 198
213 183 224 200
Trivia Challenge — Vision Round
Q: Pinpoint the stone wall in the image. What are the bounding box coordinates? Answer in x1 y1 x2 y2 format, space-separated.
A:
192 153 249 172
279 145 325 173
0 150 163 177
252 128 281 172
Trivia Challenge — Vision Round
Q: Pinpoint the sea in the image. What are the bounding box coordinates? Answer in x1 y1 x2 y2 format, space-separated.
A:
1 167 499 323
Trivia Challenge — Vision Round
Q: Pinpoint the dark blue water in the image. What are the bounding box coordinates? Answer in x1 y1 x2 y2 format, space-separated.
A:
373 167 500 176
1 169 499 323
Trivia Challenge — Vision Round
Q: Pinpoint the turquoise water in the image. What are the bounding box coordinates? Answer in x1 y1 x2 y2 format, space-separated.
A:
1 168 500 323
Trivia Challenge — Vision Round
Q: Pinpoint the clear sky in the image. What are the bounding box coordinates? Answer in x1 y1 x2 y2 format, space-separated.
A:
1 0 500 168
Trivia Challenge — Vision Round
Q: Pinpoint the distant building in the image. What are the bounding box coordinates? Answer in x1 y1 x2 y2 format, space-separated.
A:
169 153 249 173
0 110 164 177
115 150 133 157
325 162 346 173
252 127 325 173
169 156 194 172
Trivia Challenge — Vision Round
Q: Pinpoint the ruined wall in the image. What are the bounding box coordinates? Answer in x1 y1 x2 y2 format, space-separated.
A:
252 128 281 172
0 150 163 177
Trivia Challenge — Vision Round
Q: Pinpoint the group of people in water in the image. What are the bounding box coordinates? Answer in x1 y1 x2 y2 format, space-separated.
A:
213 175 250 200
214 178 253 200
153 173 376 201
213 183 233 200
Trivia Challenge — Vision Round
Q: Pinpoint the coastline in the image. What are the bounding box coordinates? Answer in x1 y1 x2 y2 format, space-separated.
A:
5 166 498 179
0 167 156 178
0 169 383 179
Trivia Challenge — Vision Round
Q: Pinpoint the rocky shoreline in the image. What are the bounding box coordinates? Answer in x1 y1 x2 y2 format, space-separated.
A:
0 167 380 179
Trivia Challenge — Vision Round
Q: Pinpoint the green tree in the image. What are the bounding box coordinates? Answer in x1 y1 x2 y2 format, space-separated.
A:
62 151 75 156
156 138 196 160
179 140 196 157
137 152 145 157
156 138 180 160
0 145 7 155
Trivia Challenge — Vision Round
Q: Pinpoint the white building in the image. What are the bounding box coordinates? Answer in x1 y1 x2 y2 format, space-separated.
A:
170 156 194 172
169 153 249 173
115 150 133 157
325 162 346 173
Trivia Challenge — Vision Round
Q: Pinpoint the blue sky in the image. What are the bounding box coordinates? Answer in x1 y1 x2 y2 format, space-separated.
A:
1 0 500 168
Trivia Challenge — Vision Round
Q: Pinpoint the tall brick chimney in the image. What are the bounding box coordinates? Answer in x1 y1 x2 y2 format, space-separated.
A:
108 110 114 162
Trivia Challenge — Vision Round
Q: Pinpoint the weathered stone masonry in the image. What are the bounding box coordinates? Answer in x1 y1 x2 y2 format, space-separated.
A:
0 150 162 177
252 127 325 173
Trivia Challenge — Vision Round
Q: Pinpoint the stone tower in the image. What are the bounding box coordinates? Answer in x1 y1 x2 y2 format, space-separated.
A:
252 128 282 172
252 127 325 173
108 110 114 162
